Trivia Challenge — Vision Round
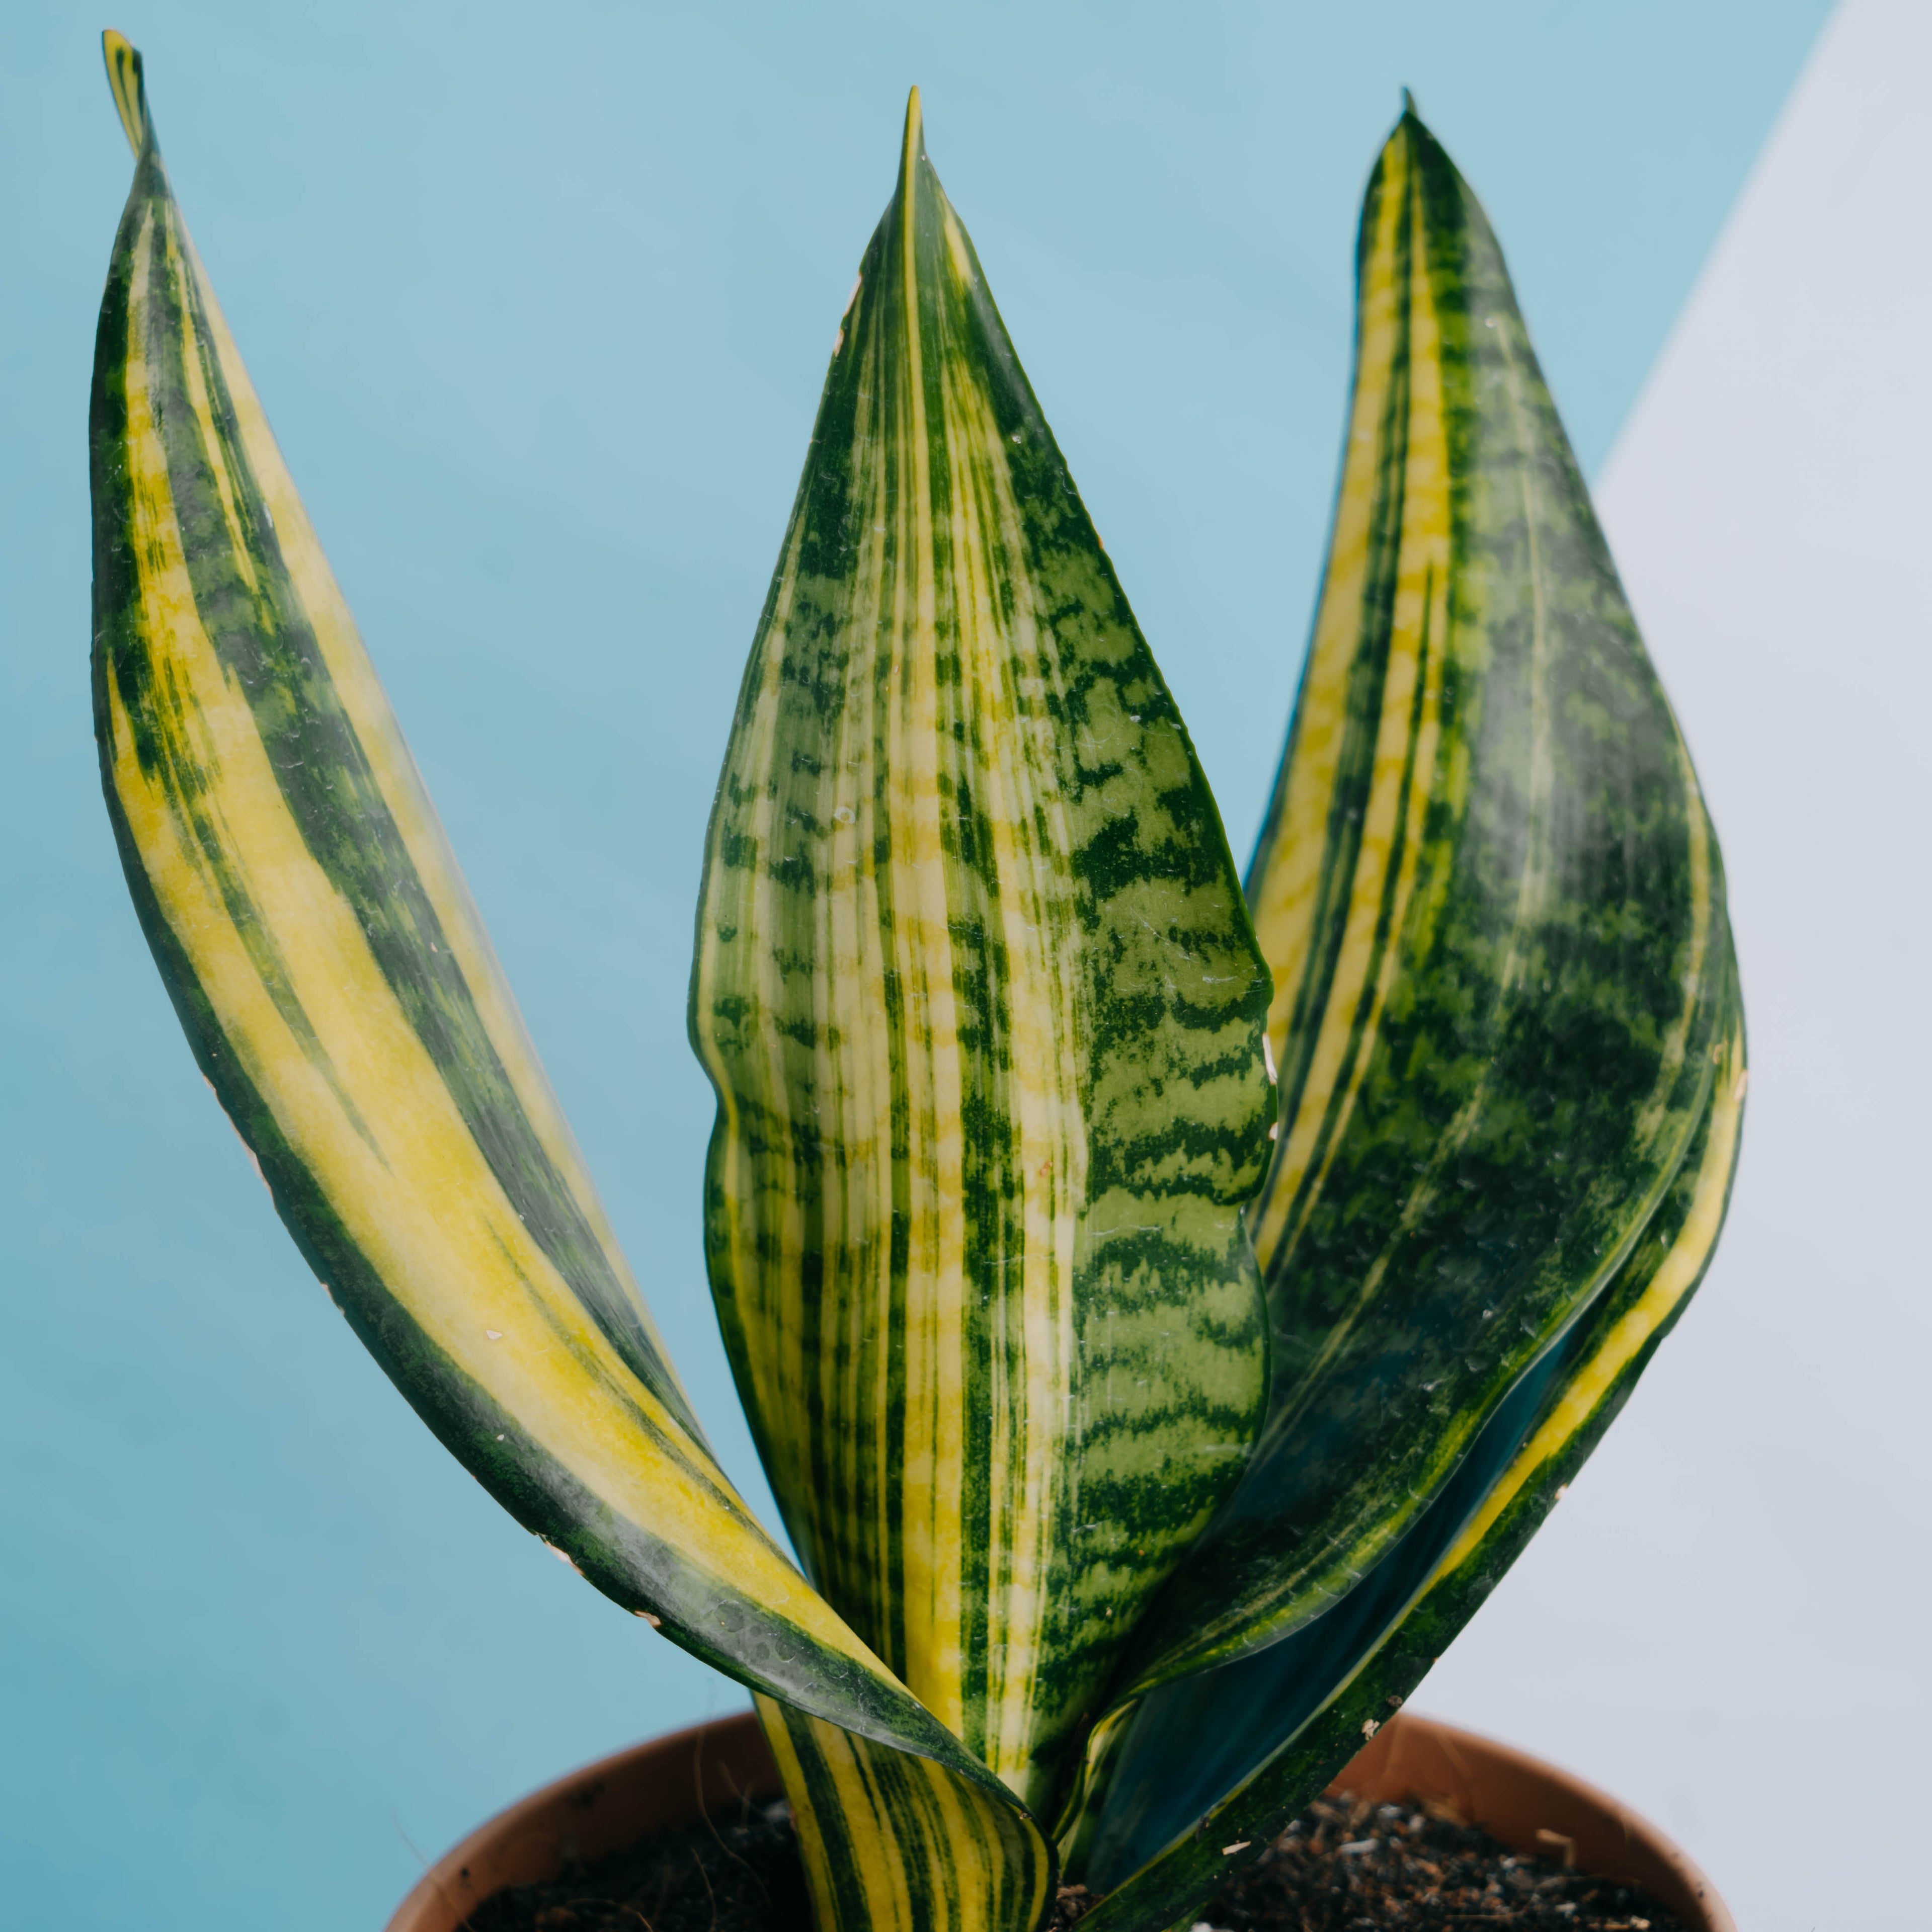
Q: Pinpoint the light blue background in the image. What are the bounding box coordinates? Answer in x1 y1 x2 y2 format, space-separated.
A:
2 4 1828 1926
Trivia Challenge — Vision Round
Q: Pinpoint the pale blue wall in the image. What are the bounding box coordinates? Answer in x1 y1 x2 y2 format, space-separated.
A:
0 3 1830 1925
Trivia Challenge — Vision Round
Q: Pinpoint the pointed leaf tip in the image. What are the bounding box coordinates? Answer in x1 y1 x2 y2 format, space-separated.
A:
1401 85 1418 117
900 85 925 179
102 30 149 158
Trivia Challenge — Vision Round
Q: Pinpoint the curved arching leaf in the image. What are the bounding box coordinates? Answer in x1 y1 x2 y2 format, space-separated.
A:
689 90 1275 1814
1045 103 1745 1920
85 33 1023 1803
1071 962 1742 1917
1105 100 1734 1706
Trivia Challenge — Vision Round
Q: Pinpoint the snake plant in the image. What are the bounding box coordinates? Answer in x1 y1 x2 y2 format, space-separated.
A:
90 29 1742 1932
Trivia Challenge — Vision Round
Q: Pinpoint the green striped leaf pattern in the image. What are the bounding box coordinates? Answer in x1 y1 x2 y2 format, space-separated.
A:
690 92 1276 1814
1106 101 1737 1703
86 31 995 1779
760 1695 1055 1932
91 39 1745 1932
1038 103 1745 1925
1073 963 1743 1916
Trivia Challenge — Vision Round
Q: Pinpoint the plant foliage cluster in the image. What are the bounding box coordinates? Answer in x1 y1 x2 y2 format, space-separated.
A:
88 31 1741 1932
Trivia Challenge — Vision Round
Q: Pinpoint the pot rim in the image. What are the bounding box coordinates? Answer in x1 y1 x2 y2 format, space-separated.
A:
386 1707 1734 1932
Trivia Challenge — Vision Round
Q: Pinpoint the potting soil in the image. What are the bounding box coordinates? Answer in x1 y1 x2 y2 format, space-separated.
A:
464 1786 1690 1930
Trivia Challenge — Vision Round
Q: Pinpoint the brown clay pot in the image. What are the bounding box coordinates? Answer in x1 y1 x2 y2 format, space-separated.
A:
385 1709 1733 1931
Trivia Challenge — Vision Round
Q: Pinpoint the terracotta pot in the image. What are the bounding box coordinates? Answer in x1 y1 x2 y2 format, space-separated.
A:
386 1709 1733 1931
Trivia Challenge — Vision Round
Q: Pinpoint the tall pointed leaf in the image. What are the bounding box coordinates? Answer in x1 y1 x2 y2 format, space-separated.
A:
85 31 1004 1783
1108 100 1734 1701
1048 104 1743 1920
690 91 1276 1813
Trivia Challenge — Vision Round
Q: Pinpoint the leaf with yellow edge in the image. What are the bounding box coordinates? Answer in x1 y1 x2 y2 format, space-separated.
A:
690 89 1276 1820
1047 101 1743 1924
86 30 1022 1799
1104 97 1734 1703
1069 962 1742 1918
